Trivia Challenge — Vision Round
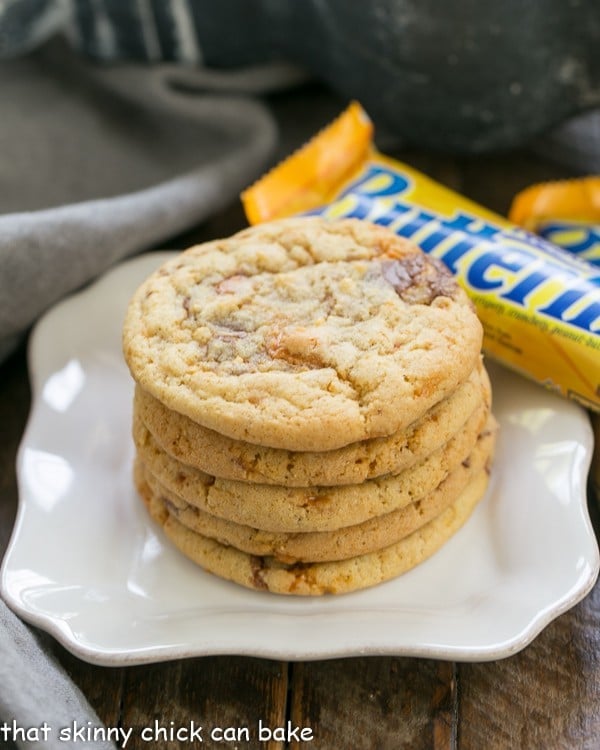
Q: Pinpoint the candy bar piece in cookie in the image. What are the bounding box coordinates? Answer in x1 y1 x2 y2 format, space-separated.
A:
123 217 483 451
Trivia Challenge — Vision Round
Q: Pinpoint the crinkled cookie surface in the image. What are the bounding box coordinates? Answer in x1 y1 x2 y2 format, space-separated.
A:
123 218 483 451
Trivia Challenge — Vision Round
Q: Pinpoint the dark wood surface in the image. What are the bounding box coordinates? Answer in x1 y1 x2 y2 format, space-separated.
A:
1 94 599 749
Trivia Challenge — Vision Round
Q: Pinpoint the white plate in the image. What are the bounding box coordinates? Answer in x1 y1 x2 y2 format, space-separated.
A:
1 253 598 665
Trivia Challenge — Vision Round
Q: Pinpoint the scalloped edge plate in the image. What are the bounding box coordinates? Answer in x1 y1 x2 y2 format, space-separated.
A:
1 252 598 665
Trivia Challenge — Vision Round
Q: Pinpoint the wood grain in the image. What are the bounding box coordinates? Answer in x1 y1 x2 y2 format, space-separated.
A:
119 657 288 749
288 658 457 750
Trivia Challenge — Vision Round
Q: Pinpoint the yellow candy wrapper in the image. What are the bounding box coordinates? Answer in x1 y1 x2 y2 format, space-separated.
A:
509 176 600 269
242 103 600 411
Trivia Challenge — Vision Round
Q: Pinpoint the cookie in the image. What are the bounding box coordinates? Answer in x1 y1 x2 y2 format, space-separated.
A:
147 469 491 596
134 359 491 486
133 404 492 533
123 217 483 451
136 420 495 563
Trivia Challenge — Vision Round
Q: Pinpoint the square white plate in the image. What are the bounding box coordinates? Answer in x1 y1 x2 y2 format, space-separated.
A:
1 252 598 664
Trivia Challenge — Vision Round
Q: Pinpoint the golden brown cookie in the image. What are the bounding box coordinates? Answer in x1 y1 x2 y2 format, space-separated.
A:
146 470 491 596
134 360 491 486
133 405 492 533
123 218 483 451
136 421 495 563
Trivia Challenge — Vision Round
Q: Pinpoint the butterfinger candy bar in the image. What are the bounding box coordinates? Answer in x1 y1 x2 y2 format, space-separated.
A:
509 176 600 268
508 176 600 266
242 103 600 411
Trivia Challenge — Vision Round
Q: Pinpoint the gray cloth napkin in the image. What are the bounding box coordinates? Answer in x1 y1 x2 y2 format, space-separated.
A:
0 605 114 750
0 38 283 364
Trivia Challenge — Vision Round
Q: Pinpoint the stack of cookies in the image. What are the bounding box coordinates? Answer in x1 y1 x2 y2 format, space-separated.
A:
123 218 496 595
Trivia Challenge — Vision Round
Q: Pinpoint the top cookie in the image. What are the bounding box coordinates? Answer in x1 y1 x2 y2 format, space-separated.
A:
123 218 483 451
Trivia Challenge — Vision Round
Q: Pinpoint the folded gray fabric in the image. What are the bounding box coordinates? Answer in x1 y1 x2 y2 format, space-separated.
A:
0 38 280 363
0 601 115 750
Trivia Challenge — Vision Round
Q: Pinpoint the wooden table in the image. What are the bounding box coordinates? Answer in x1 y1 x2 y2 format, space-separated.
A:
1 90 599 749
